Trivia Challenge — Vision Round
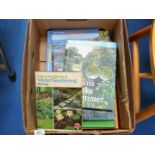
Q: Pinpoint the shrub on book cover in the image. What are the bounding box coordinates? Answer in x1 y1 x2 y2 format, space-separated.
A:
36 87 53 129
65 40 117 128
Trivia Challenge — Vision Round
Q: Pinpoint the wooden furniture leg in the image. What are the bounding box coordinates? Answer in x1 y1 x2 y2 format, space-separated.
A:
132 40 141 114
129 20 155 123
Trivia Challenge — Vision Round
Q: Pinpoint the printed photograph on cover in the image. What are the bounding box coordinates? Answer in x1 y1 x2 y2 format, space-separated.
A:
54 109 82 130
53 88 82 109
52 45 64 72
46 29 100 71
35 87 53 129
65 40 117 122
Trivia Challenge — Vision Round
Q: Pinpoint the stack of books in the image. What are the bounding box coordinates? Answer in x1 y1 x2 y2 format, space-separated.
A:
46 29 100 72
35 28 118 130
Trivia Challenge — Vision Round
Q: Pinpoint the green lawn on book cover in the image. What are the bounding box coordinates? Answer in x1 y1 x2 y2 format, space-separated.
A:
82 120 115 128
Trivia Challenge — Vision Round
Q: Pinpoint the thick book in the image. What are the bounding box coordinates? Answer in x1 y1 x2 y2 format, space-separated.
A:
46 29 100 72
64 40 117 128
35 72 83 130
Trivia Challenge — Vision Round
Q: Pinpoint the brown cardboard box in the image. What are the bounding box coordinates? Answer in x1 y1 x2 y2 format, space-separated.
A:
22 19 135 134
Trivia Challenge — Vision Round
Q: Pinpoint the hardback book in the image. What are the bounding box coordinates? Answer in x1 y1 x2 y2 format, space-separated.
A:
35 72 83 130
64 40 117 128
46 29 100 72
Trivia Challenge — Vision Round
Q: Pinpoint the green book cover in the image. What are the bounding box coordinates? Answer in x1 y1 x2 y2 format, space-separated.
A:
64 40 117 128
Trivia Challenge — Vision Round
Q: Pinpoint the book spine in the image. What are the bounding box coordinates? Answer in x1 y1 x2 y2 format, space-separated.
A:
46 32 52 71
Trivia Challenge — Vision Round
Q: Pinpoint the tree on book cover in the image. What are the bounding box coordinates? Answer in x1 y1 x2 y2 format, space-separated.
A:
46 29 100 71
36 87 53 129
64 40 117 125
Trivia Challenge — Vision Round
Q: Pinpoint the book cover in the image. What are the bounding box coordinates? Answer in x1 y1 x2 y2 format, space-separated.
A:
35 72 82 130
46 29 100 71
99 30 111 41
64 40 117 128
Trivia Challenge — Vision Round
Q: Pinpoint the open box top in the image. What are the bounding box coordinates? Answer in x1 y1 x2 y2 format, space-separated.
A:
22 19 135 134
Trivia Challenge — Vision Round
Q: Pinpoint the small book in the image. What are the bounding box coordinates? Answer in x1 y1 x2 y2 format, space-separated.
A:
35 72 83 130
64 40 117 128
99 30 111 41
46 29 100 72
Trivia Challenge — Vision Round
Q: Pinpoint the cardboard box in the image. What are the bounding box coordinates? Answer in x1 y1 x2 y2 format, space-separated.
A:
22 19 135 134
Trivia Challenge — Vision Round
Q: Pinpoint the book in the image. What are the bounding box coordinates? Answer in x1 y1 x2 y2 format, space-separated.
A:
114 94 119 129
46 29 100 72
64 40 117 128
35 72 83 130
99 30 111 41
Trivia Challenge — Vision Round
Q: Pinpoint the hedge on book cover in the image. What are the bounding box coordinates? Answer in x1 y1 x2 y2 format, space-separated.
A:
35 87 53 129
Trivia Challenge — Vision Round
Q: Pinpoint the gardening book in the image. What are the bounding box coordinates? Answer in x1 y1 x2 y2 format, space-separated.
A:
99 30 111 41
35 72 83 130
46 29 100 72
64 40 117 128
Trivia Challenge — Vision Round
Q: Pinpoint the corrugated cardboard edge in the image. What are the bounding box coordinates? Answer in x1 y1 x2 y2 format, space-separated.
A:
113 19 132 130
21 20 30 132
26 19 40 130
25 129 132 135
123 20 135 132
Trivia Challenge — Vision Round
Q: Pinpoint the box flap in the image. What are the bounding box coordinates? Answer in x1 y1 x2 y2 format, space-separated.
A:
113 20 132 129
123 20 135 129
35 19 118 36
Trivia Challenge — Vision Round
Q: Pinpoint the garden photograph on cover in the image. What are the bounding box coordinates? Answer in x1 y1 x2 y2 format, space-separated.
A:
36 87 53 129
54 109 82 130
53 88 82 109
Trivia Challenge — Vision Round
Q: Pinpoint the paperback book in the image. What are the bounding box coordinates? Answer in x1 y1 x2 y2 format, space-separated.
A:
64 40 117 128
35 72 82 130
46 29 100 72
